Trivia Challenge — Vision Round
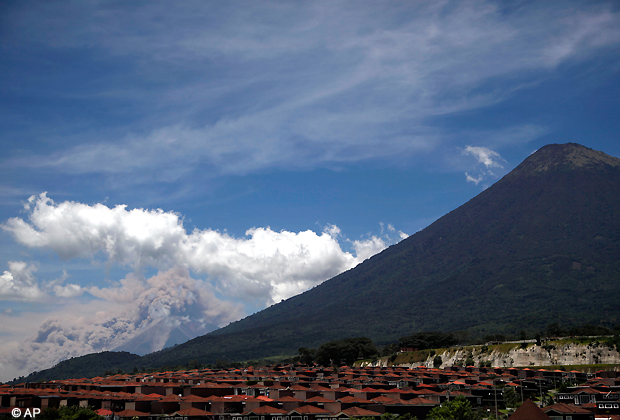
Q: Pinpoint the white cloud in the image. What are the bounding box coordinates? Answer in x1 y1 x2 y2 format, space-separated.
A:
0 195 407 381
462 146 507 186
5 2 618 179
53 283 83 298
351 236 388 261
463 146 505 169
2 193 401 306
349 224 408 261
540 9 620 66
0 261 44 301
465 172 484 185
0 260 82 301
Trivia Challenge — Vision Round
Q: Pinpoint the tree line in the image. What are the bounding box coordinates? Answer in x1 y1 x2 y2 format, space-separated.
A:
297 323 620 367
297 331 460 366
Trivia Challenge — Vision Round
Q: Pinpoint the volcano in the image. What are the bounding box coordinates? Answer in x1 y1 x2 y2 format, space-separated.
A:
133 143 620 368
21 143 620 379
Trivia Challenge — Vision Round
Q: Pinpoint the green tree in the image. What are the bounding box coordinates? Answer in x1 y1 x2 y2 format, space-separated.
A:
298 347 316 365
426 395 481 420
381 343 400 356
568 324 611 336
38 406 102 420
503 387 518 408
316 337 377 366
546 323 564 337
433 355 443 368
368 414 417 420
541 392 554 407
535 333 542 346
398 332 458 350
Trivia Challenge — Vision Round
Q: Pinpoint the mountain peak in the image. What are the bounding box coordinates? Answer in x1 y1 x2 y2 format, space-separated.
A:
507 143 620 178
25 143 620 377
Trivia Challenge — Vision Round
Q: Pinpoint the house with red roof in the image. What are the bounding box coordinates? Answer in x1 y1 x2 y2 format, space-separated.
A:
4 364 620 420
507 399 551 420
328 406 382 419
288 405 332 420
543 402 595 420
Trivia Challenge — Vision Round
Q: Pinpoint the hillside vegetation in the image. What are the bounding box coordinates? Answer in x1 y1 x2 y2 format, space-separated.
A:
14 143 620 381
135 143 620 369
14 352 141 383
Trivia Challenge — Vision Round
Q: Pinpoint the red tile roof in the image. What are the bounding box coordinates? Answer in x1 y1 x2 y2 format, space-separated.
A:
507 399 551 420
544 403 594 415
96 409 113 416
174 407 213 417
290 405 331 414
275 396 305 402
289 385 312 391
340 407 383 417
338 396 372 404
404 397 437 405
305 396 335 403
182 394 210 402
371 396 399 403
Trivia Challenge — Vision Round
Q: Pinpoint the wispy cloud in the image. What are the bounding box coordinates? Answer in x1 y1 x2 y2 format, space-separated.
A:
461 145 507 185
463 146 505 169
4 1 618 181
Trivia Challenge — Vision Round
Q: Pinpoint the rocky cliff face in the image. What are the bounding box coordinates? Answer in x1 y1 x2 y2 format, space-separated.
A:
427 342 620 369
365 341 620 370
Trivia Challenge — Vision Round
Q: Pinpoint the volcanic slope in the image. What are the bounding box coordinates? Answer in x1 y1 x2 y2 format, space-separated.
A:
134 143 620 368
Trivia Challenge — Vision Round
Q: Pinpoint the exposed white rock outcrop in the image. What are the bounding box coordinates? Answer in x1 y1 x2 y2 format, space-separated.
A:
428 342 619 368
363 341 620 369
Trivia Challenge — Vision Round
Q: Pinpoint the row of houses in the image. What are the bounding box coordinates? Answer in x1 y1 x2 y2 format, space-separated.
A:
1 364 619 419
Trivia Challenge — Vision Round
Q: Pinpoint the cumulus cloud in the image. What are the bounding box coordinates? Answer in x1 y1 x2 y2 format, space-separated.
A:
2 193 401 305
0 267 243 380
351 236 388 261
0 194 406 380
0 261 43 301
0 261 83 301
53 283 83 298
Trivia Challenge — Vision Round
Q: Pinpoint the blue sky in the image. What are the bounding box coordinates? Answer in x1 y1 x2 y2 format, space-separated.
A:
1 0 620 381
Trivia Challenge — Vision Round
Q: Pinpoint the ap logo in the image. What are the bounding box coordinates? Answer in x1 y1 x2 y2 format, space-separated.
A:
12 408 41 418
